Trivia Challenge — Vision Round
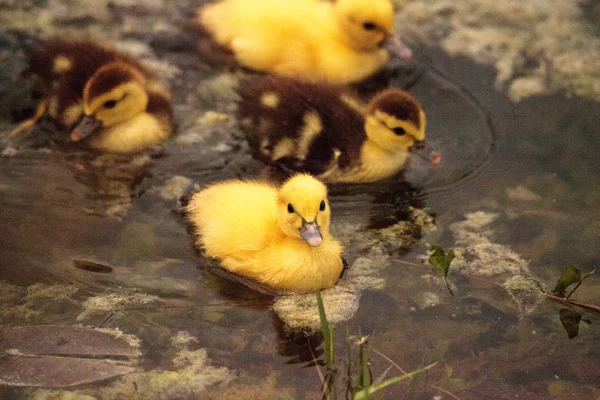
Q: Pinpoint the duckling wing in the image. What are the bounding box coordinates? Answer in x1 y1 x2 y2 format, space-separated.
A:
187 181 280 260
44 81 85 130
272 137 335 176
239 77 360 174
24 40 115 91
199 0 324 74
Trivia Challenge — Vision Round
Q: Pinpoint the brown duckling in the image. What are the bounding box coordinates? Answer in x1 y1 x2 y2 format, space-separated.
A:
8 38 173 153
238 76 438 183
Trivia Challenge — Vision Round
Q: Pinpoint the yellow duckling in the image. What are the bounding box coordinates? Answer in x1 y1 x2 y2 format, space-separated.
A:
238 76 438 184
9 38 173 153
196 0 412 84
186 174 344 294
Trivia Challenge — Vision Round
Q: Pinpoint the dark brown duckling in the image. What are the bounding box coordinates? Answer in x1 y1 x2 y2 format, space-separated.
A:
9 38 173 153
238 76 437 183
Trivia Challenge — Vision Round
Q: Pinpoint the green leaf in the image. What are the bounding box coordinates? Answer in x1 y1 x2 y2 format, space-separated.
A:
352 362 438 400
445 378 468 392
552 266 582 296
428 245 455 278
559 308 582 339
429 245 456 295
443 364 453 379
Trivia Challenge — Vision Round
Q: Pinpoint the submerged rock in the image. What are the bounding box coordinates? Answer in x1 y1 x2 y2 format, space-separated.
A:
396 0 600 101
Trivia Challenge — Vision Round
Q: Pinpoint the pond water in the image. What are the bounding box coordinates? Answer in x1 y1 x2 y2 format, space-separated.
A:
0 1 599 399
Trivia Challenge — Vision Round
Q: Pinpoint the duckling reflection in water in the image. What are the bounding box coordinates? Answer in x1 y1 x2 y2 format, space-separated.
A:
196 0 412 84
186 174 344 294
238 76 439 184
7 38 173 154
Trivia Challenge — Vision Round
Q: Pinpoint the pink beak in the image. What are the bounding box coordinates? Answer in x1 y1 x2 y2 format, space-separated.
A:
383 35 413 60
71 115 102 142
300 221 323 247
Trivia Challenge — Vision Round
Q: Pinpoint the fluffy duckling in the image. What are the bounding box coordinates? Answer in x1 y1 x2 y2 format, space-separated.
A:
196 0 412 84
238 76 438 184
9 39 173 153
186 174 344 294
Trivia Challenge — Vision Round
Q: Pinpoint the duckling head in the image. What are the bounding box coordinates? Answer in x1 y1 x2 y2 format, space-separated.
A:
276 174 331 247
334 0 394 51
71 62 148 141
364 89 426 154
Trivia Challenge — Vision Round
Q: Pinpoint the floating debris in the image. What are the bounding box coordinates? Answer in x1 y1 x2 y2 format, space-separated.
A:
95 348 235 399
0 281 79 324
156 175 194 201
73 259 114 274
449 212 530 277
198 110 231 127
273 281 360 334
503 275 546 317
77 292 160 321
506 185 543 202
171 330 200 347
204 372 297 400
29 347 235 398
415 291 443 309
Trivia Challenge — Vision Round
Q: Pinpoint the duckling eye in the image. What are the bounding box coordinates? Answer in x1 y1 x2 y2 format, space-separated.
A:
363 22 376 31
393 127 406 136
287 204 295 214
103 100 117 109
319 200 326 211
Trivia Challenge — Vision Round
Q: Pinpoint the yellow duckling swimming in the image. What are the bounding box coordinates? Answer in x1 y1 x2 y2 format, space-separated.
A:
196 0 412 84
186 174 344 294
9 38 173 153
238 76 439 184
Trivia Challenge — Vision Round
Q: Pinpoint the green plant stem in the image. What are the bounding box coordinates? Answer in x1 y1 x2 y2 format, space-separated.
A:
445 277 454 296
373 349 461 399
543 292 600 313
565 269 596 300
394 259 600 315
352 362 438 400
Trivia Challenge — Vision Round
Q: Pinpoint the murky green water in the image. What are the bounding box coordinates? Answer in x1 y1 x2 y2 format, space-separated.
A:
1 1 599 399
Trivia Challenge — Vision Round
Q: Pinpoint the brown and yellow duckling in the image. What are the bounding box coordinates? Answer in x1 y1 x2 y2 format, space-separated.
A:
186 173 344 294
196 0 412 84
238 76 438 184
9 38 173 153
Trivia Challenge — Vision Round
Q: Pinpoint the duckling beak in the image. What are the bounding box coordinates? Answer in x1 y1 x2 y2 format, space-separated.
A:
381 35 413 60
300 221 323 247
70 115 102 142
411 141 441 165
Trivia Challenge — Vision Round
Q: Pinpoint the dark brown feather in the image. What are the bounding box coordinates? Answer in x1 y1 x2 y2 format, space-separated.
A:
85 65 138 101
368 89 422 129
21 38 167 131
237 76 366 176
147 91 174 122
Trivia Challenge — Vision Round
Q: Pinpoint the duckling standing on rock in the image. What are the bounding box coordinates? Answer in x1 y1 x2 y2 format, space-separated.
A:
186 174 344 294
238 76 439 184
8 39 173 153
196 0 412 84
